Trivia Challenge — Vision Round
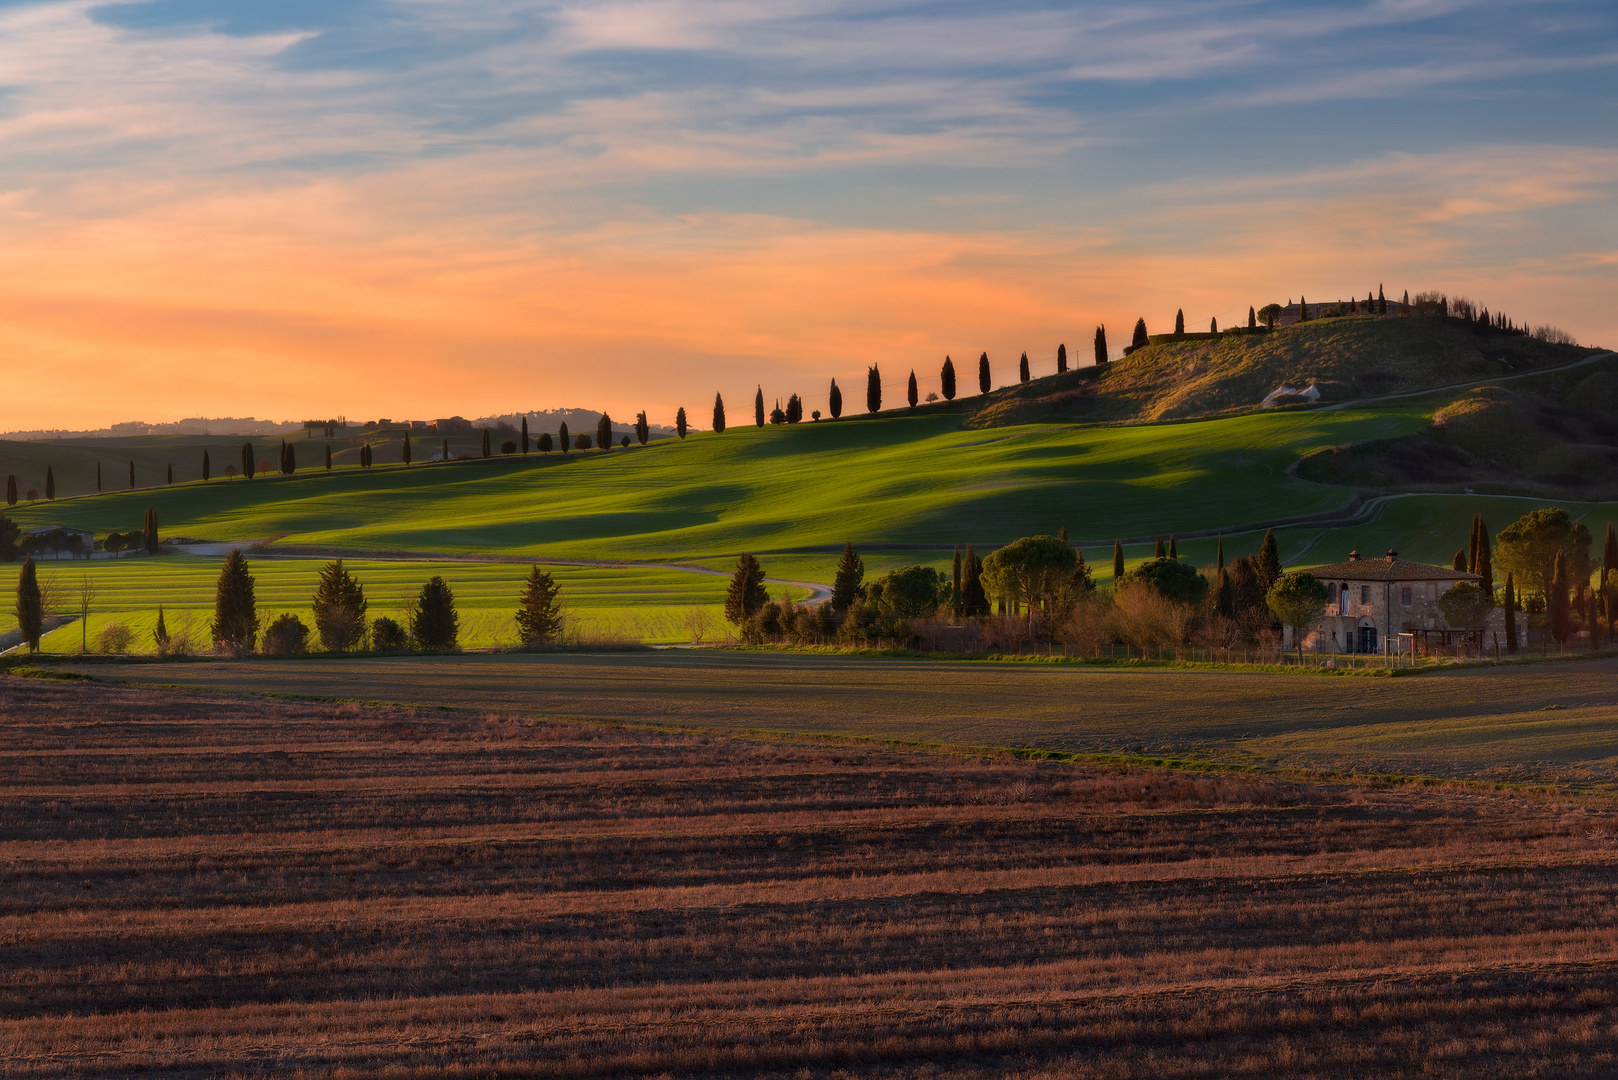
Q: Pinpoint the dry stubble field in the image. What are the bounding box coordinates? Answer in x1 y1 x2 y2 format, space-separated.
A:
5 677 1618 1077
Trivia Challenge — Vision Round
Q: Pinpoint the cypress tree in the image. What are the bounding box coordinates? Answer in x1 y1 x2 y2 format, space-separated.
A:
312 558 368 652
978 353 990 393
723 553 768 625
128 460 135 488
1549 549 1570 645
211 548 259 654
1248 306 1256 328
482 428 491 457
1056 344 1067 373
755 387 765 427
1453 550 1466 572
1210 317 1217 333
952 547 962 613
154 606 169 652
907 370 918 408
97 462 103 491
166 463 172 485
44 467 54 501
361 443 372 468
960 545 989 617
1603 523 1617 585
1174 309 1185 335
6 474 14 506
143 506 159 554
1255 529 1282 591
324 443 332 470
676 407 688 438
828 379 842 419
284 443 295 474
1168 535 1177 559
1113 540 1124 583
15 556 42 653
941 357 956 400
831 542 864 612
410 575 460 651
204 453 211 481
402 431 412 465
1154 537 1166 558
1018 352 1030 383
713 394 727 432
559 422 570 455
1477 517 1494 596
1131 318 1148 349
521 416 530 454
1467 515 1479 573
1298 294 1307 322
1504 572 1518 652
1094 325 1107 366
242 442 254 479
1216 533 1224 571
866 365 882 413
515 565 564 646
635 411 650 445
1381 285 1388 314
596 413 612 450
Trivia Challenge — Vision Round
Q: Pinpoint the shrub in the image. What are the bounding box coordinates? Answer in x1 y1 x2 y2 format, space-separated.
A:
96 621 134 654
500 440 517 455
370 616 408 652
261 613 310 656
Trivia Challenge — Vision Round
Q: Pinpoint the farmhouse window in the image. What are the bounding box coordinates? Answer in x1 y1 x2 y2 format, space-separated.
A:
1401 587 1412 605
1360 585 1370 604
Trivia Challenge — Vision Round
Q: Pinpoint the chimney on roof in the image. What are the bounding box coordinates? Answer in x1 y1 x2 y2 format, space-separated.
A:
1348 549 1359 561
1386 549 1397 562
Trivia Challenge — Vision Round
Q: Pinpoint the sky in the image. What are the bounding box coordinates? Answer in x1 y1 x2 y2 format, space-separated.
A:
0 0 1614 430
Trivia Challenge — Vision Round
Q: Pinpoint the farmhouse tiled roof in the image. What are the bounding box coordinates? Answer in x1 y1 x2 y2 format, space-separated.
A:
1306 550 1478 582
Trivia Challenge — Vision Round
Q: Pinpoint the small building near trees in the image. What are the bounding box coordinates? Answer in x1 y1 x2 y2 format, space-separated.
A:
1287 549 1508 655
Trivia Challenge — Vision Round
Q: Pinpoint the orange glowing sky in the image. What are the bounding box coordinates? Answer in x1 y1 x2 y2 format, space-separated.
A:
0 0 1614 431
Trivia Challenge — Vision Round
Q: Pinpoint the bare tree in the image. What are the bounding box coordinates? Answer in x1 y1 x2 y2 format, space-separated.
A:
76 574 96 654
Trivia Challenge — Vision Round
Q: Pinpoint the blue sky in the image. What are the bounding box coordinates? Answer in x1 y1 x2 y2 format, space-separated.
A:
0 0 1613 426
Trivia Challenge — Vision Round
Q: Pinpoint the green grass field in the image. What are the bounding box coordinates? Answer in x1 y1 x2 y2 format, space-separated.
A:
0 557 819 650
58 651 1618 785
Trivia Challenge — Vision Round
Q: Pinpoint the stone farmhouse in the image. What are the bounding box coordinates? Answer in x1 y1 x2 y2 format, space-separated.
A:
1285 549 1507 655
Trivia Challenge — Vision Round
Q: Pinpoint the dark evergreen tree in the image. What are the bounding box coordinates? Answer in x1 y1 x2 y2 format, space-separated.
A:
907 370 918 407
482 428 492 458
312 558 368 652
635 411 650 444
1255 528 1283 592
940 356 956 400
143 506 159 554
324 443 332 470
831 542 864 612
278 439 286 473
1380 285 1388 314
960 546 989 617
1248 306 1256 328
866 365 881 413
1131 318 1148 349
676 407 688 438
724 553 769 625
785 396 802 424
402 431 412 465
1210 317 1217 333
410 575 460 651
1453 550 1466 572
1168 535 1178 559
211 548 258 653
98 462 103 491
284 443 295 474
769 399 785 425
1058 526 1069 543
521 416 530 454
828 379 842 419
1216 533 1224 571
7 474 15 506
1113 540 1124 583
515 565 564 646
755 386 765 427
154 606 169 652
1549 549 1570 645
1504 571 1518 652
1014 352 1027 384
621 435 630 448
203 452 211 481
1174 309 1185 335
15 555 42 653
1154 537 1166 558
952 547 963 614
978 352 990 393
1298 294 1307 322
559 421 570 455
128 460 135 488
1094 325 1107 366
538 431 553 453
596 413 612 449
713 394 726 432
44 467 54 501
